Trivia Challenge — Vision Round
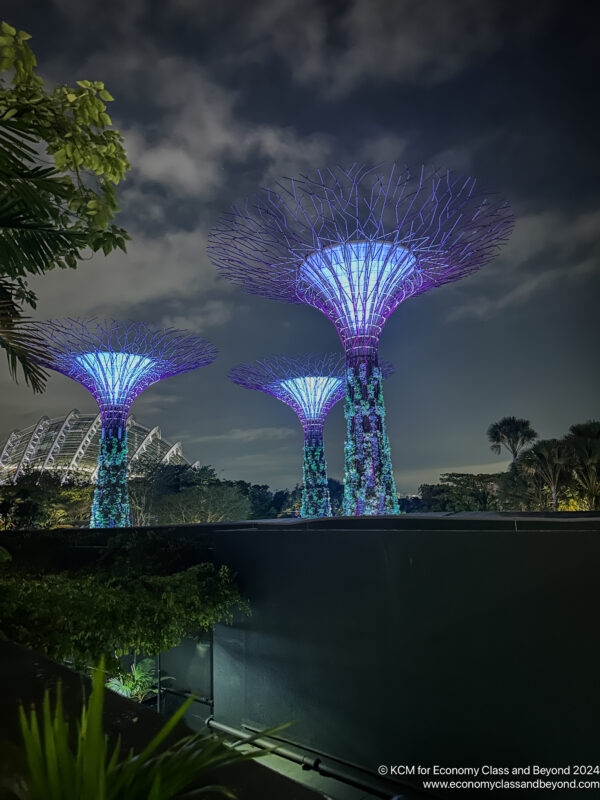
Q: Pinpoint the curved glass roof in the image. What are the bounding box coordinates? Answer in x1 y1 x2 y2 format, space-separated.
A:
0 409 192 484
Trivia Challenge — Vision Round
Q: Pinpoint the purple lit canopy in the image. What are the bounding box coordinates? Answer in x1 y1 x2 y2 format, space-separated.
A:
208 163 514 357
229 353 347 431
22 319 218 430
229 353 394 429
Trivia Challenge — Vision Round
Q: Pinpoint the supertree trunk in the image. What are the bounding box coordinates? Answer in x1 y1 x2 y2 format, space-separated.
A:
91 424 130 528
343 358 399 516
301 426 332 518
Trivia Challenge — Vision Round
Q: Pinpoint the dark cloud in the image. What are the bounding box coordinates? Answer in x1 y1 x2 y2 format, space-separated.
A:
0 0 598 493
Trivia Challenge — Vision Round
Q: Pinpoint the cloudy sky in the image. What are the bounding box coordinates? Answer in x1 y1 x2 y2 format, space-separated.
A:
1 0 598 494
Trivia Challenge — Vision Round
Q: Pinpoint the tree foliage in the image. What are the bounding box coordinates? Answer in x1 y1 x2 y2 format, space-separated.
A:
129 463 253 525
16 659 260 800
518 439 566 511
154 483 252 524
105 657 162 703
0 461 333 530
0 561 248 671
563 422 600 511
0 21 129 390
487 416 538 461
418 418 600 513
0 472 93 530
419 473 501 513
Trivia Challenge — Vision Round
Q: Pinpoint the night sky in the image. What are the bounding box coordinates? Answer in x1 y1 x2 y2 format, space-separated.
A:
1 0 598 494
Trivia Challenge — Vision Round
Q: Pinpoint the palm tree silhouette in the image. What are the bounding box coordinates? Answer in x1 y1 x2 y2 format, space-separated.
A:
487 416 538 462
564 420 600 510
519 439 565 511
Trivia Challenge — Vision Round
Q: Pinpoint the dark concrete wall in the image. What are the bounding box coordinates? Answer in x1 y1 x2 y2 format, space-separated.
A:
6 514 600 796
206 516 600 795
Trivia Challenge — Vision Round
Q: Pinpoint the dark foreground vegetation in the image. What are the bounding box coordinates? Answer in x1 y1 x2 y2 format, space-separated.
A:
0 528 247 671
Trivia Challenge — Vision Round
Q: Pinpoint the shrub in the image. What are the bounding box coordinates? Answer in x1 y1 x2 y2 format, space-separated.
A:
0 563 248 670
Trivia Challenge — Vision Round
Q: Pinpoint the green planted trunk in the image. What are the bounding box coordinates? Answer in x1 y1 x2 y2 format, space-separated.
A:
301 427 332 518
343 359 399 516
91 426 130 528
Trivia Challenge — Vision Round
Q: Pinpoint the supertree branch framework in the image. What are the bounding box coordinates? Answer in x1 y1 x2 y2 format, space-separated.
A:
209 163 513 515
229 354 349 518
23 319 217 528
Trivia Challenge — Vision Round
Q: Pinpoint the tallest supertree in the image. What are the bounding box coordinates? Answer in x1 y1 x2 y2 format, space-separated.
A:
209 163 513 515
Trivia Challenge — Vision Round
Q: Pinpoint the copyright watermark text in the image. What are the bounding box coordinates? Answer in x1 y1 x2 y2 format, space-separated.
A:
375 764 600 791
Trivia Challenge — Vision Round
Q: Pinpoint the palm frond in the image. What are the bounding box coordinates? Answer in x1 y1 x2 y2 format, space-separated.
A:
0 119 39 168
0 217 88 277
0 120 96 281
18 659 273 800
0 286 48 392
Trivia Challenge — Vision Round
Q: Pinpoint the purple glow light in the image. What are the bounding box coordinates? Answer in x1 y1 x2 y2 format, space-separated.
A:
21 319 218 429
208 163 514 356
277 376 344 428
229 354 347 431
209 163 513 514
302 241 416 349
75 351 155 408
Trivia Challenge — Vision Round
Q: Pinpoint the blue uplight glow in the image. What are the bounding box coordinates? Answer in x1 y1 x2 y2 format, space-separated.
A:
302 241 416 335
279 376 344 423
75 351 155 406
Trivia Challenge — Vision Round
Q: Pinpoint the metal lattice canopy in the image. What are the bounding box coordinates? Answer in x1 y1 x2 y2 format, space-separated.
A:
209 163 514 355
229 353 394 430
22 319 218 428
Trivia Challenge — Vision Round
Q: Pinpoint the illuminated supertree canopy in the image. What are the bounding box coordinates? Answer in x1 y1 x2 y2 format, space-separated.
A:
229 353 393 518
22 319 217 528
209 163 514 516
230 354 345 518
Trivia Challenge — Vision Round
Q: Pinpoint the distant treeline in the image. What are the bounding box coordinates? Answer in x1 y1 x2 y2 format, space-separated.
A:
411 418 600 513
0 462 346 529
1 417 598 528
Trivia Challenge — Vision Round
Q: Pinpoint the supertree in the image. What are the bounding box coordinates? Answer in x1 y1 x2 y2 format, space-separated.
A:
209 163 513 515
22 319 217 528
229 353 379 518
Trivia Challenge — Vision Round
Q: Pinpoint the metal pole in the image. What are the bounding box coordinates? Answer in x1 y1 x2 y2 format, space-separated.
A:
205 717 438 799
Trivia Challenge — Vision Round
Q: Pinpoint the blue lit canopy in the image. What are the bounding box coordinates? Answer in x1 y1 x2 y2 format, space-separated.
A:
230 353 395 430
301 241 416 351
210 163 513 360
278 376 344 427
20 318 218 529
229 353 348 432
22 319 218 432
75 351 156 407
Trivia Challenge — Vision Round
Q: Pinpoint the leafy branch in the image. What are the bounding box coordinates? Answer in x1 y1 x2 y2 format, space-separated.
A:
0 21 130 390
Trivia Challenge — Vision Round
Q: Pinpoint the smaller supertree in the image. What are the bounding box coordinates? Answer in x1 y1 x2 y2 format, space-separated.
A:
22 319 217 528
229 354 393 517
229 354 344 517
